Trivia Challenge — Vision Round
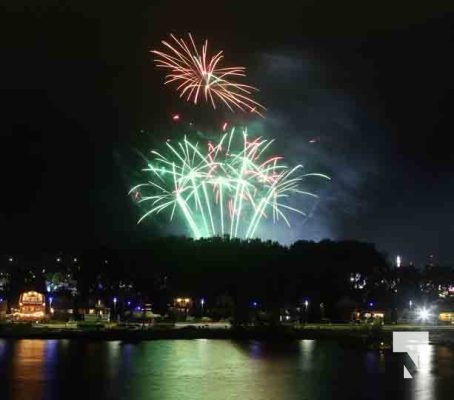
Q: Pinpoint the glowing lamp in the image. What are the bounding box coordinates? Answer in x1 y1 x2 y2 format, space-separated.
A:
418 307 431 321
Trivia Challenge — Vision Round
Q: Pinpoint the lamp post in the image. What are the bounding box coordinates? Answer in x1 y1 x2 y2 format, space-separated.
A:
201 298 205 318
113 297 117 318
409 300 413 310
304 299 309 325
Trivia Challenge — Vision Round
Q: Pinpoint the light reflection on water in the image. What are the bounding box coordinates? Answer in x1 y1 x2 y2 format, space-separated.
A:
411 342 435 400
0 339 453 400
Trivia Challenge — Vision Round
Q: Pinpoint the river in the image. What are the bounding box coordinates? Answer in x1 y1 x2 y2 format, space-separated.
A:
1 339 454 399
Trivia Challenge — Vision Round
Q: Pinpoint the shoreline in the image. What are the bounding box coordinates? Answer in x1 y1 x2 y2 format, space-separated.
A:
1 324 453 348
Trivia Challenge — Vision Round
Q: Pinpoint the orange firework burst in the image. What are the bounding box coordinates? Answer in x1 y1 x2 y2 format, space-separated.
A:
151 33 265 117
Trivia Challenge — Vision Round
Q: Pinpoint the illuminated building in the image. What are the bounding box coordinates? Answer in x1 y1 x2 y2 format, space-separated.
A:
82 300 110 323
171 297 193 321
361 310 385 322
16 291 46 321
173 297 192 309
438 311 454 325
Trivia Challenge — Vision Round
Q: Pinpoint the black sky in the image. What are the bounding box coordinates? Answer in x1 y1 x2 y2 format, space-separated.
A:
1 1 453 266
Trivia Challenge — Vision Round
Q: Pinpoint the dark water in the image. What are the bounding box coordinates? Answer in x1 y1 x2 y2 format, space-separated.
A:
1 339 454 400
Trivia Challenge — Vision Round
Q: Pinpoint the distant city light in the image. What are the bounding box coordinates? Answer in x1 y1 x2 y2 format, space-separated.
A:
74 258 78 262
56 257 61 262
172 114 180 121
369 302 374 307
396 255 401 268
8 257 13 262
308 137 320 144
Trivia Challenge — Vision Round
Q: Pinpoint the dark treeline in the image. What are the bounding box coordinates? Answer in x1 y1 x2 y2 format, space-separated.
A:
2 237 395 320
4 237 454 322
133 237 389 314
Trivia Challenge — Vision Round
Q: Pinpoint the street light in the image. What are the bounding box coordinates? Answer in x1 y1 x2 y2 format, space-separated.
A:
304 299 309 324
201 298 205 317
409 300 413 310
417 307 431 322
113 297 117 317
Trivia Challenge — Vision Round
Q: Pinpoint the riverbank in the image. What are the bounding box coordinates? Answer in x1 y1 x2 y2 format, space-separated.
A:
2 322 453 348
2 322 451 348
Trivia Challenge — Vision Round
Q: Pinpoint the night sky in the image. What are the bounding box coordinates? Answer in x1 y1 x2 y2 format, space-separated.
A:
1 1 453 266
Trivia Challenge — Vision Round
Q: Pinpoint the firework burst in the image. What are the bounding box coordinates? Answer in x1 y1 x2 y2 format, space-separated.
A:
151 33 266 117
130 128 330 239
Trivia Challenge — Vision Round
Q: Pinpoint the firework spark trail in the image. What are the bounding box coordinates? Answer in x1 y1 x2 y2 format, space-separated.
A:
151 33 266 117
130 129 330 239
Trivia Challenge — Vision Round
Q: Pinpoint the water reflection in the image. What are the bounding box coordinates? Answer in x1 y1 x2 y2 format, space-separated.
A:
10 340 46 400
410 342 434 400
0 340 454 400
106 340 121 378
